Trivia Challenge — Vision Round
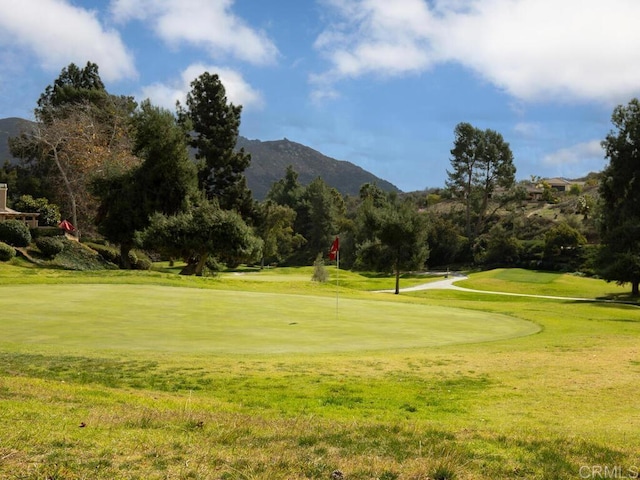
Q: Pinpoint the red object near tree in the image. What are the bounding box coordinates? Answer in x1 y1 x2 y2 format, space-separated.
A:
328 236 339 260
58 219 75 232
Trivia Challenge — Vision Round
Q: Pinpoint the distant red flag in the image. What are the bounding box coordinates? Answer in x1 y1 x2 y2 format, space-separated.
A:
328 236 339 260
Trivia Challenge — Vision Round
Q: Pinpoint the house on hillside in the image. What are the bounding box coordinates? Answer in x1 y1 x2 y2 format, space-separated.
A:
545 178 585 192
0 184 39 228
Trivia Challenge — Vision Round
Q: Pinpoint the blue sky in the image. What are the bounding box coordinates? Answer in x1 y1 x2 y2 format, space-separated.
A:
2 0 640 192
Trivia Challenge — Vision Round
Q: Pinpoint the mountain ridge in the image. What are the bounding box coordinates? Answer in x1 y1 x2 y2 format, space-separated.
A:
0 117 400 199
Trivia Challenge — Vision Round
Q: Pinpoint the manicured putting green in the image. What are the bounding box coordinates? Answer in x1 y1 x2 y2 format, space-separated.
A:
2 284 539 354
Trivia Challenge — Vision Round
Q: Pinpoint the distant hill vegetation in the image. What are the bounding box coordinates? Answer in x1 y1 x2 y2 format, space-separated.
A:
0 117 34 164
236 136 400 199
0 117 400 200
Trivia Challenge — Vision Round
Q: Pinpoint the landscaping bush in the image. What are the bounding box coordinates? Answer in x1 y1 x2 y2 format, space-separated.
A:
35 236 65 258
131 250 153 270
0 220 32 247
134 256 152 270
31 226 64 239
85 242 120 264
0 241 15 261
127 250 138 268
12 195 61 227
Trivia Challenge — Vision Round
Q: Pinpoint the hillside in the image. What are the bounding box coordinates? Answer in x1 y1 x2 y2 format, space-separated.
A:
237 136 400 199
0 117 34 164
0 117 400 199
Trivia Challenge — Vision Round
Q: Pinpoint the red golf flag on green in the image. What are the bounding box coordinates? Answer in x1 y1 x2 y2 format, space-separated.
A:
328 236 339 260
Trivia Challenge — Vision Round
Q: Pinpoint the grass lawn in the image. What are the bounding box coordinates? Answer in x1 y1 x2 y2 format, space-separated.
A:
1 262 639 479
456 268 632 299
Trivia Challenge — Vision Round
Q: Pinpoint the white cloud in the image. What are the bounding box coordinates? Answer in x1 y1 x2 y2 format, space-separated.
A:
140 63 264 111
0 0 136 82
513 122 541 138
315 0 435 78
110 0 278 65
314 0 640 104
542 140 604 168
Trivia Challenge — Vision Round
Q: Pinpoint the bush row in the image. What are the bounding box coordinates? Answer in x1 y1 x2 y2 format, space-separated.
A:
0 241 15 261
0 220 31 247
84 242 152 270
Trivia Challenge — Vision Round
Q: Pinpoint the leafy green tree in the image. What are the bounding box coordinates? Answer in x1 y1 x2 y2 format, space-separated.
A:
359 182 388 207
540 180 557 203
295 177 344 264
475 223 520 266
92 171 141 268
0 162 18 195
12 195 60 227
36 61 106 120
576 194 595 220
178 72 253 216
93 101 197 267
255 200 305 268
142 201 260 276
425 213 466 267
598 98 640 295
130 101 198 216
544 222 586 258
10 62 137 236
356 196 429 294
267 165 304 210
446 122 516 240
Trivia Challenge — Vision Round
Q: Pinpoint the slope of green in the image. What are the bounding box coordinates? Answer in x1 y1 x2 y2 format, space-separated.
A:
1 264 639 479
1 284 538 355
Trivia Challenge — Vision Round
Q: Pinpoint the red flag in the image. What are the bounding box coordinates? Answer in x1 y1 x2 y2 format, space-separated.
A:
328 236 339 260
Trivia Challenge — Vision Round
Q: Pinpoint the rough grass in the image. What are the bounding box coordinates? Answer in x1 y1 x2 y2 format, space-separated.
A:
1 264 639 479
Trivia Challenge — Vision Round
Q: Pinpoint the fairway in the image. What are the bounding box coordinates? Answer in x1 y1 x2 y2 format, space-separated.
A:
1 284 538 354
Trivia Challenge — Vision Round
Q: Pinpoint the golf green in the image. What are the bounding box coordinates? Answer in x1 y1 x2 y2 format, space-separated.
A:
2 284 539 354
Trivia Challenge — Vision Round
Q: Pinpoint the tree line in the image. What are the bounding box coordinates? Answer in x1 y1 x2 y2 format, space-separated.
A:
1 61 639 295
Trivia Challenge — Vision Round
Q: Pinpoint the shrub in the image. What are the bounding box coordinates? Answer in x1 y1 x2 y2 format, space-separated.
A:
311 253 329 282
131 250 153 270
0 241 15 261
12 195 61 227
35 236 65 258
127 250 138 267
86 243 120 264
31 226 63 239
0 220 32 247
134 256 152 270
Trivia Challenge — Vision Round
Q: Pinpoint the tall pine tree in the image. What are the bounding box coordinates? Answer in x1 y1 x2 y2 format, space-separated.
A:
178 72 253 217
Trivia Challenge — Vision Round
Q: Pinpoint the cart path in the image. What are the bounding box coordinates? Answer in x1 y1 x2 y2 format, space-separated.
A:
377 274 637 304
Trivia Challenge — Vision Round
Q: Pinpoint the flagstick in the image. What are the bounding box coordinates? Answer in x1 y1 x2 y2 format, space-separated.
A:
335 249 339 321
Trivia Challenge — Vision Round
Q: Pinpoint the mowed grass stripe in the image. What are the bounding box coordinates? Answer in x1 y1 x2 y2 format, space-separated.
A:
1 284 538 354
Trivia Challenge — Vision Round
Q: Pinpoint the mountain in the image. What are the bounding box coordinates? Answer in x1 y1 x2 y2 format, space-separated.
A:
237 136 400 199
0 117 400 198
0 117 34 164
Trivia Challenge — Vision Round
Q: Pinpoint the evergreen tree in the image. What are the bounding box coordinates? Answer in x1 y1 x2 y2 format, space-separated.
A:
295 177 344 264
93 101 197 267
255 200 305 268
267 165 303 210
178 72 253 216
356 195 429 294
598 98 640 295
446 122 516 240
